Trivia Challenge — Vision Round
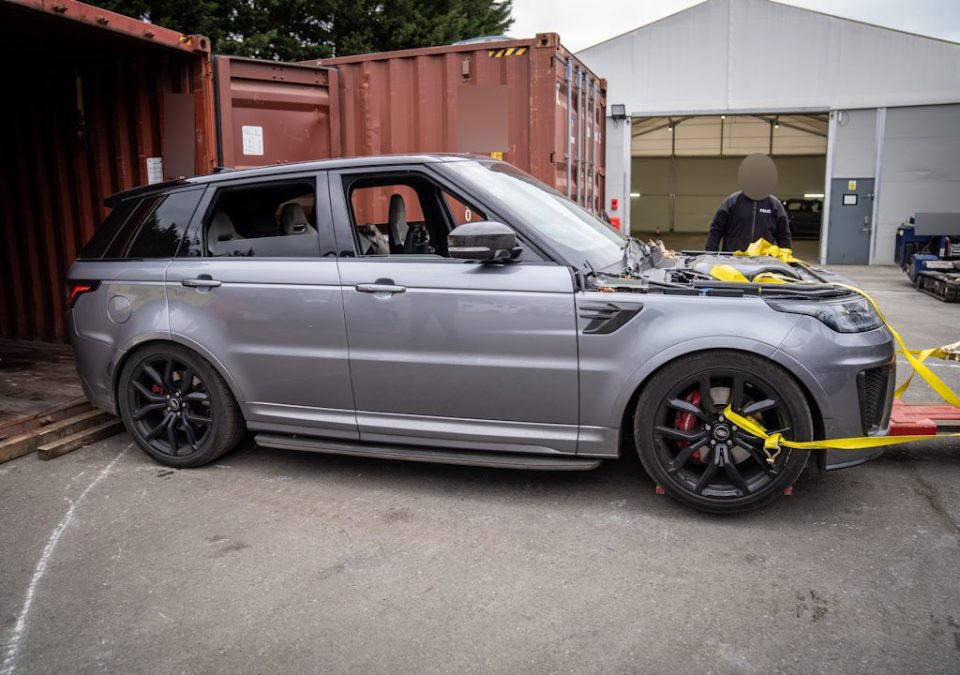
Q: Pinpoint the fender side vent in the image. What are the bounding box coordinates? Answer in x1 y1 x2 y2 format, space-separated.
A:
578 302 642 334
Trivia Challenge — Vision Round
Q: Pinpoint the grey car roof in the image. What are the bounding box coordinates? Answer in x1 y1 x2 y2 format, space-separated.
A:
105 154 476 206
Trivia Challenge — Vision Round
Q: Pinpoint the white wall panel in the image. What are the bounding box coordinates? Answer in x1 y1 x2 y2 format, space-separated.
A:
604 116 633 232
580 0 960 117
874 104 960 263
830 109 877 178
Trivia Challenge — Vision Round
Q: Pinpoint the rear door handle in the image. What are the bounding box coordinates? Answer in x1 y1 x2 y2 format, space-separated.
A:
182 277 222 288
356 283 406 294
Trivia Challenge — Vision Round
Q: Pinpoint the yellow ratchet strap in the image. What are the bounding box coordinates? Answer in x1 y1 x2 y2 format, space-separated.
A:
722 405 960 463
828 283 960 408
733 239 804 264
895 339 960 401
708 264 749 283
707 239 960 409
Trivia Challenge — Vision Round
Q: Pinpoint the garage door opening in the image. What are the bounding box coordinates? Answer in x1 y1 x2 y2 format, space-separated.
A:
629 114 827 259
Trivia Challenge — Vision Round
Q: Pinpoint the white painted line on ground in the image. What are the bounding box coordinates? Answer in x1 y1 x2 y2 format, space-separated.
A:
0 443 131 675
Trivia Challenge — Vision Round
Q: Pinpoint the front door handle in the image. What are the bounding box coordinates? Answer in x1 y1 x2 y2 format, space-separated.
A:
356 283 406 294
182 276 222 288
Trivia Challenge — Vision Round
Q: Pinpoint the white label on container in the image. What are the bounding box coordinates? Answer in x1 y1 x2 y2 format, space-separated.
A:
146 157 163 184
242 125 264 156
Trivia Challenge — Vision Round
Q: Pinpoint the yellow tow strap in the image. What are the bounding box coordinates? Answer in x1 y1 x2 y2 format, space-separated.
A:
895 340 960 401
708 238 960 409
704 238 960 454
722 405 960 463
734 240 804 264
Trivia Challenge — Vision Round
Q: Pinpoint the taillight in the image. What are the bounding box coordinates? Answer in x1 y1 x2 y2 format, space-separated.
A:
66 281 100 308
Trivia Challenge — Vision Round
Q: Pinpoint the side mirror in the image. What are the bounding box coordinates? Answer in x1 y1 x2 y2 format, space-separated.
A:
448 221 520 262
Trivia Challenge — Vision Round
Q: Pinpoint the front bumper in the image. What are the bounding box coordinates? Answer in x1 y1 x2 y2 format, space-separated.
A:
773 316 896 470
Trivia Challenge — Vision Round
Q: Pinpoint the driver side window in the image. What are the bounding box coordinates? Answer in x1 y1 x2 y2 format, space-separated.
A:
345 174 486 257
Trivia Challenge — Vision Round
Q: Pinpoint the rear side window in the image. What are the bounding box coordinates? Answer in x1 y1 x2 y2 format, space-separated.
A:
80 198 140 259
124 189 204 258
204 181 320 258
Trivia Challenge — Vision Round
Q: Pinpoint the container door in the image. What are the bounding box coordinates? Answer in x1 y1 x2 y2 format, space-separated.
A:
329 167 581 455
166 172 357 439
826 178 874 264
215 56 340 169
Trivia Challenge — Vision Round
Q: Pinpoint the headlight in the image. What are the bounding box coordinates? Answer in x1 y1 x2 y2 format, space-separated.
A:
764 294 884 333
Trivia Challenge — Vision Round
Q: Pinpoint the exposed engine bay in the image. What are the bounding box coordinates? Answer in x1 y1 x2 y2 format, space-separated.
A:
584 239 847 298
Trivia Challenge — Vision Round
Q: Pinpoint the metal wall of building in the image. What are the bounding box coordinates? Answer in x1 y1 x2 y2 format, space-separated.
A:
874 104 960 263
828 109 878 177
822 104 960 264
0 1 216 342
578 0 960 116
604 116 631 232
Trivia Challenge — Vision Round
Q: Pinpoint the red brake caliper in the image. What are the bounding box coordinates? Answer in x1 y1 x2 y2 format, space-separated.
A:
673 388 703 463
151 384 163 395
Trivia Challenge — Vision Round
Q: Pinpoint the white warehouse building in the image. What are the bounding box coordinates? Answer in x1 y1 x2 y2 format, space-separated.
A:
577 0 960 264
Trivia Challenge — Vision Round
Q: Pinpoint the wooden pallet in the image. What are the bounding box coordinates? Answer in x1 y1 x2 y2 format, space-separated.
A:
0 400 124 463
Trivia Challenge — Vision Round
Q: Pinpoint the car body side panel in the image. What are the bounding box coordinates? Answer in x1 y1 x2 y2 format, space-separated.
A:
166 258 357 439
577 291 800 447
67 259 171 414
337 259 581 454
575 290 895 467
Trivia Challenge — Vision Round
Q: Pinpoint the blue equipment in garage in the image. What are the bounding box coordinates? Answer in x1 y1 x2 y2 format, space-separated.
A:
894 214 960 302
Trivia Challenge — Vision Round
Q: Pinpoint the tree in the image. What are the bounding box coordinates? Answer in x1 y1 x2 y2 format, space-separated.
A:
93 0 514 61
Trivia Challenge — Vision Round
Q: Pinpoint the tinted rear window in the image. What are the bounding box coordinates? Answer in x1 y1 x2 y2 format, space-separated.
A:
125 189 204 258
103 196 162 258
79 199 139 259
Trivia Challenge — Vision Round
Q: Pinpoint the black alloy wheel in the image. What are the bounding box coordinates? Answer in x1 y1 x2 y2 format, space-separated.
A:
635 351 813 514
119 344 244 467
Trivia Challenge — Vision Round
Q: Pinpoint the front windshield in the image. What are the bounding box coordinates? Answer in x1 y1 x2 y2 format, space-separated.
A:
445 160 627 271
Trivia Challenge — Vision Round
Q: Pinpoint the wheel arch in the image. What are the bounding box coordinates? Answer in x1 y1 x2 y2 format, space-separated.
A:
616 346 827 459
112 337 248 411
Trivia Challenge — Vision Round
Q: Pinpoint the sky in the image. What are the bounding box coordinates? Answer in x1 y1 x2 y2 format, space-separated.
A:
509 0 960 52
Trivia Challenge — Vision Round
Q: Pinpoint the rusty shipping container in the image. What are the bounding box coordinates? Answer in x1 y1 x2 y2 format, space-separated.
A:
0 0 217 342
214 56 341 169
309 34 606 213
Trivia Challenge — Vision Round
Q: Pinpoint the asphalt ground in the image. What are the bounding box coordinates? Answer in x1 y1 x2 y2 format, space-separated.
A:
1 265 958 674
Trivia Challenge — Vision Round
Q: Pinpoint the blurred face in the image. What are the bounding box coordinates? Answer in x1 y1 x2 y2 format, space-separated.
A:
738 154 778 200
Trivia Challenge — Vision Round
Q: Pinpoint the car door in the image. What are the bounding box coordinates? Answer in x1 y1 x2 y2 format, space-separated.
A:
330 165 580 455
165 172 357 439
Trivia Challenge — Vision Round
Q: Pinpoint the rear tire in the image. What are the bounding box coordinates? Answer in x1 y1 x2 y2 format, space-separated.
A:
635 351 813 514
118 344 245 468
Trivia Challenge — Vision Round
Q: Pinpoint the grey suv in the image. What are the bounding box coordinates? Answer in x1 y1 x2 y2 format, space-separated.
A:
67 155 895 513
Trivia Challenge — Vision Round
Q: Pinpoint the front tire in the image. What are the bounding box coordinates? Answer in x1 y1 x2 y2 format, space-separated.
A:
635 351 813 514
118 344 245 468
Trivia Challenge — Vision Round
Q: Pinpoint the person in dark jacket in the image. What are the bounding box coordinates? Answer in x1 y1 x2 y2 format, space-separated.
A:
705 154 792 252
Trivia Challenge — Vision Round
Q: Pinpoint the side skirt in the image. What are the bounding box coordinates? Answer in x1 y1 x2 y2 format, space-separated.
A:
254 434 602 471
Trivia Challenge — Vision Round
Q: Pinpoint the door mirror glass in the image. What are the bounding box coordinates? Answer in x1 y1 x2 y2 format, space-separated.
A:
448 221 520 262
